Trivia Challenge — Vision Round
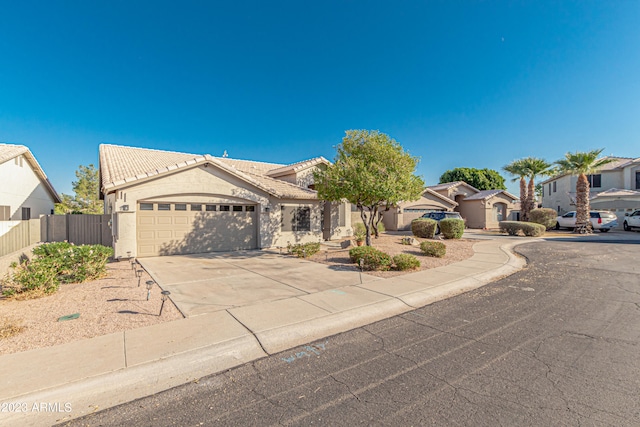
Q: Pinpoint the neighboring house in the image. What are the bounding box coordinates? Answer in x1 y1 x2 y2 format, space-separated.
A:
99 144 352 258
381 181 518 231
380 189 458 231
0 143 61 221
541 156 640 226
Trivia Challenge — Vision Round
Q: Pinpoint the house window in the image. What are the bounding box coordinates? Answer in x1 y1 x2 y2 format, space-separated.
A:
548 183 551 196
587 174 601 188
232 205 243 212
21 207 31 220
553 182 556 192
175 204 187 211
140 203 154 211
191 204 202 211
205 205 216 211
281 205 311 232
636 171 640 190
158 204 171 211
245 206 255 212
220 205 230 212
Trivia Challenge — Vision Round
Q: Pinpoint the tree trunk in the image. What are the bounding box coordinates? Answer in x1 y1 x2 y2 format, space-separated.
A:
575 174 591 232
527 178 536 216
359 207 373 246
519 177 528 222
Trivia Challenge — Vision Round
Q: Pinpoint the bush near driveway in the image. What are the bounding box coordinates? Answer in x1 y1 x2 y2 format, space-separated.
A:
1 242 113 298
499 221 546 237
411 218 437 238
420 241 446 258
348 246 392 271
529 208 558 230
288 242 321 258
440 218 465 239
392 254 421 271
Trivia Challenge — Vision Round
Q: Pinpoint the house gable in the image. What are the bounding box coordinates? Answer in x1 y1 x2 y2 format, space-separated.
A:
0 143 60 219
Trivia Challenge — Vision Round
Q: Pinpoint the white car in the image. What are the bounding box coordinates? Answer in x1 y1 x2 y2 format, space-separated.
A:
623 210 640 231
555 211 618 232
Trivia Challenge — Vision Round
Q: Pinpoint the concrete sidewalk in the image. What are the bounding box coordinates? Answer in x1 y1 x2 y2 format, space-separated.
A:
0 237 530 427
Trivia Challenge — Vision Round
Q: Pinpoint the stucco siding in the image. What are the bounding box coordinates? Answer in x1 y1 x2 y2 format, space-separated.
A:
0 155 56 219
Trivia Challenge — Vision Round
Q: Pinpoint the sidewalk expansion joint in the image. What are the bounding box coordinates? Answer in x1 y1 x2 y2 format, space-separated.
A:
123 331 128 368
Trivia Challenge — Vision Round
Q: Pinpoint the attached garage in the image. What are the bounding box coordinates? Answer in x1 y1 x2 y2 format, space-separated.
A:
136 202 257 257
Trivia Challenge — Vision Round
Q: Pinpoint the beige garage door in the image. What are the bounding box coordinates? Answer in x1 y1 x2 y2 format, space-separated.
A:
136 202 257 257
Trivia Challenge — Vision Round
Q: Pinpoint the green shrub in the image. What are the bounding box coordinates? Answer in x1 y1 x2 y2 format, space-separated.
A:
440 218 465 239
348 246 391 271
411 218 437 238
420 241 446 258
1 242 114 297
529 208 557 230
521 222 546 237
499 221 545 237
288 242 321 258
392 254 421 271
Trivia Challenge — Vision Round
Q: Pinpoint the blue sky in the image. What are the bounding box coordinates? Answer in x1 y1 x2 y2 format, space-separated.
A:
1 1 638 195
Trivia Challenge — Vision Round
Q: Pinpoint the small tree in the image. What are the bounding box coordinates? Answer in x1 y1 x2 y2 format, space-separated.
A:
315 130 424 246
55 164 104 214
439 167 506 190
554 149 613 233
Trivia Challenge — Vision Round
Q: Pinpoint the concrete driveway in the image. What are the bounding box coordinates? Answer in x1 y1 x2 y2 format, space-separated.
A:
139 251 380 317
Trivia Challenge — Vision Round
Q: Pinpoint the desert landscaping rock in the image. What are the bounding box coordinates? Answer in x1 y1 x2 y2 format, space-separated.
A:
0 260 183 355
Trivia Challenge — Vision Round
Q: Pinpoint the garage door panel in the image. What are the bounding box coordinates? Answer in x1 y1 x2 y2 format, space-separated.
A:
137 204 257 257
139 217 156 226
174 217 190 225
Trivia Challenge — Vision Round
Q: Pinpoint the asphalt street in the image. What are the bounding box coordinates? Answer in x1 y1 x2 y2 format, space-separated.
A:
62 234 640 426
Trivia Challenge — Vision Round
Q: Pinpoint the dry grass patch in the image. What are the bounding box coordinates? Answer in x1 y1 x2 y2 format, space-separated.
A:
0 317 24 340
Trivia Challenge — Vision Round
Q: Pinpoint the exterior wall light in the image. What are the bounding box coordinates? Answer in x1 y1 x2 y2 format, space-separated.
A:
121 205 129 211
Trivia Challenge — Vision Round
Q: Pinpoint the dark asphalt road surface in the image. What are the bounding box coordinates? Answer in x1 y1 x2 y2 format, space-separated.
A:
62 235 640 426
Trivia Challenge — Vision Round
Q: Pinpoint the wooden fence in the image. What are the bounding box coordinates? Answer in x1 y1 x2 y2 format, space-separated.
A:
0 215 113 258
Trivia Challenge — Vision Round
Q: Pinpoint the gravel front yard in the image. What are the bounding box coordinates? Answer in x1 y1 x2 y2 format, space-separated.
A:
0 260 183 356
309 233 477 278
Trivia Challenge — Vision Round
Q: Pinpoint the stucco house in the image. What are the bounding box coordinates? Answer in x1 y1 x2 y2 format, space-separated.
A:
99 144 352 258
382 181 518 231
541 156 640 226
0 143 60 221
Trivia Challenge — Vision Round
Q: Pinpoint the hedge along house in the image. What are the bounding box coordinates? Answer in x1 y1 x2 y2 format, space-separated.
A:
99 144 352 258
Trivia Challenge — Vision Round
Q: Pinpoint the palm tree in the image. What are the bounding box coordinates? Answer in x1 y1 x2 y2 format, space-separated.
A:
520 157 553 215
554 149 614 233
503 159 530 221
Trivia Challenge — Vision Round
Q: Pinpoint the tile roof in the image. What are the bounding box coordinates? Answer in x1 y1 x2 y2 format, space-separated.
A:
427 181 480 193
266 157 329 177
99 144 319 199
464 189 518 201
0 143 61 202
590 188 640 199
0 143 29 165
